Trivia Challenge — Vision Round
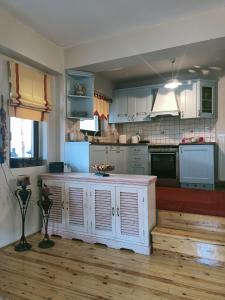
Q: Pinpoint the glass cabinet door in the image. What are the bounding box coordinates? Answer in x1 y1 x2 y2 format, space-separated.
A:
202 86 213 114
198 80 215 118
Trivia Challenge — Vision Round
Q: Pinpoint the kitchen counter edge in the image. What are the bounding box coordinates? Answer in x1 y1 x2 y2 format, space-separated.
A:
40 172 157 186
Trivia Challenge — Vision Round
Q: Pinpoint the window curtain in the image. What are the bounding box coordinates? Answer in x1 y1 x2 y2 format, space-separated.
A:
8 61 52 121
93 91 110 120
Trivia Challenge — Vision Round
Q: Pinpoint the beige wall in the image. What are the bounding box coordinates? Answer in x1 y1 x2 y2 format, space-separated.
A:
65 7 225 69
0 51 61 247
0 7 64 74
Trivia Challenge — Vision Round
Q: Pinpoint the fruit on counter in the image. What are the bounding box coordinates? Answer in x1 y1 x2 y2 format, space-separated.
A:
92 164 114 171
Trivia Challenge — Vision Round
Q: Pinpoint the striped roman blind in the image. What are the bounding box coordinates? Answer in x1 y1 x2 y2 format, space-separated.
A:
8 61 52 121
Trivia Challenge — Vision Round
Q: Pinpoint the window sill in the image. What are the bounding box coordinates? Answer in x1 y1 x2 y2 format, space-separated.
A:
10 158 44 168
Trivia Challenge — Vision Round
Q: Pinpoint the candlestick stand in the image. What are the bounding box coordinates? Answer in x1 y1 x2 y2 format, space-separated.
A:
37 188 55 249
14 185 32 251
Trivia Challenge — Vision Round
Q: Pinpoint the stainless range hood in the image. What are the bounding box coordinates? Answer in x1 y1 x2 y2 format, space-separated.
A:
151 87 180 117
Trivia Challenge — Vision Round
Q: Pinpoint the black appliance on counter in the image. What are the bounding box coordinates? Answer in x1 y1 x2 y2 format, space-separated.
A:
148 145 179 187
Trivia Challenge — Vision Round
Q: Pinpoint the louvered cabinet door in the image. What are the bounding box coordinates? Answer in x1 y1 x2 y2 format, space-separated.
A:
65 183 88 233
44 180 65 228
116 187 144 243
90 184 116 238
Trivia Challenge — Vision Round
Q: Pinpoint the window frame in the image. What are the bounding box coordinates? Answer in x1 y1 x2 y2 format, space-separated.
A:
80 116 101 137
9 118 43 168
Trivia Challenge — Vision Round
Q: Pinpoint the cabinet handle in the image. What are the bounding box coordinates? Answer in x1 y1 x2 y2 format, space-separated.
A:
136 112 147 116
181 111 184 118
117 207 120 216
118 113 127 117
61 202 64 210
198 110 201 117
112 207 115 216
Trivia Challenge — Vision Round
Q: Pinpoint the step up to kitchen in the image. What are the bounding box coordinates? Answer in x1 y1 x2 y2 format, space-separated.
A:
158 210 225 234
152 226 225 262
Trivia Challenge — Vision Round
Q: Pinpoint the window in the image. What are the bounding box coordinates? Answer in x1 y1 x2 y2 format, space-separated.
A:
80 116 100 136
10 117 42 168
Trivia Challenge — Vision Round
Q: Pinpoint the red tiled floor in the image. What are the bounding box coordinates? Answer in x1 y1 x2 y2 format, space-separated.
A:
156 187 225 217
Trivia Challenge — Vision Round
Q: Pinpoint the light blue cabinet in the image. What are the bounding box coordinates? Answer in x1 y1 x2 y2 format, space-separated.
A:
177 79 216 119
64 142 90 172
109 89 129 123
179 144 215 190
197 80 216 118
177 80 198 119
127 145 149 175
109 86 152 123
90 145 127 174
66 70 94 119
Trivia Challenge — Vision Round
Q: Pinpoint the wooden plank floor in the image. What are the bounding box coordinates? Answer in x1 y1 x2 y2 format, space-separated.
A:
1 234 225 300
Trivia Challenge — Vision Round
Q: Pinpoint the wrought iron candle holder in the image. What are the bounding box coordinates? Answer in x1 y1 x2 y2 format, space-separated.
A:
37 184 55 249
14 175 32 252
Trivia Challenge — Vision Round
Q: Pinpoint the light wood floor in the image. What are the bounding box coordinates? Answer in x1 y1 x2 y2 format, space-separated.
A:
1 234 225 300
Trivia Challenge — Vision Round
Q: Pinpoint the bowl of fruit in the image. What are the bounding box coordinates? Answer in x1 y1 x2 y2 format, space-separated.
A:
92 164 114 177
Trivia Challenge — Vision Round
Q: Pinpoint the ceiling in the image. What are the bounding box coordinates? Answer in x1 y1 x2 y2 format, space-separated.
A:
1 0 225 47
78 37 225 83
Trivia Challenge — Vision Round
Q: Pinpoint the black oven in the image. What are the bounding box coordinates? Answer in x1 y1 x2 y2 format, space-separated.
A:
148 145 179 187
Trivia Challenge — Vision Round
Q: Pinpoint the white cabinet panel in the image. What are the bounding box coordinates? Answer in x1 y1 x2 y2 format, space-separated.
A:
178 81 197 119
65 182 88 233
90 184 116 238
44 180 65 229
116 186 144 243
179 145 215 185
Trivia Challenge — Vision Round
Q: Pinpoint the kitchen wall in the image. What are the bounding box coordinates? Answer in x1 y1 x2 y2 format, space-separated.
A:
0 7 64 73
65 7 225 69
0 52 61 247
117 117 216 145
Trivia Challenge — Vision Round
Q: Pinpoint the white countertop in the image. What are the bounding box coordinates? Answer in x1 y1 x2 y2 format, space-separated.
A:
41 172 157 186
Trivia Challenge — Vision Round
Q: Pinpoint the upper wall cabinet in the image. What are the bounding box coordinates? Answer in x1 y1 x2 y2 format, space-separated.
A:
177 80 198 119
177 79 216 119
109 86 153 123
66 70 94 119
197 80 216 118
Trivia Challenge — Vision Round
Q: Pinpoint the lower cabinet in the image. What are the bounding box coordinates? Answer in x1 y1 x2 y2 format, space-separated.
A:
179 144 215 190
44 179 154 255
90 184 116 238
116 186 144 243
65 182 88 233
90 184 144 244
45 180 66 230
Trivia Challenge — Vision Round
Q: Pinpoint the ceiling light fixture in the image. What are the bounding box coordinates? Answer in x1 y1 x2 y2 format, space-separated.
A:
164 58 182 89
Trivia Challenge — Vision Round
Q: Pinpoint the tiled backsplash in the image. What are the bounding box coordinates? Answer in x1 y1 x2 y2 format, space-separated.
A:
117 117 216 144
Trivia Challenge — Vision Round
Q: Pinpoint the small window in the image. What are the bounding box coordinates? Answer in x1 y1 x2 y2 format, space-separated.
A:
10 117 42 168
80 116 101 136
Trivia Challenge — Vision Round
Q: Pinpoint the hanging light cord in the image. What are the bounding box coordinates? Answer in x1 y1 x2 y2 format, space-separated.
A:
170 58 175 81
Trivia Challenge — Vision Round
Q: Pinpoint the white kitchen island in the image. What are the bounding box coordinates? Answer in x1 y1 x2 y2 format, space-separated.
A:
40 173 157 255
